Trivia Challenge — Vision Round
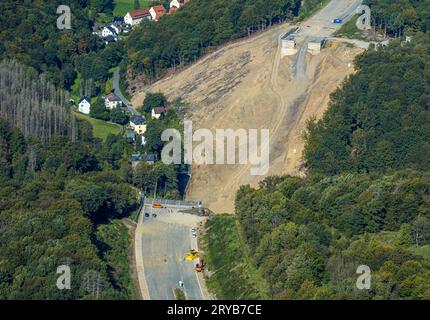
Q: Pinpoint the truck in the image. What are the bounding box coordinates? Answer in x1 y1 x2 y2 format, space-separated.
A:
152 204 163 209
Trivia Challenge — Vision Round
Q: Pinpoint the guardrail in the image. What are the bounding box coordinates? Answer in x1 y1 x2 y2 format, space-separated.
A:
143 197 203 208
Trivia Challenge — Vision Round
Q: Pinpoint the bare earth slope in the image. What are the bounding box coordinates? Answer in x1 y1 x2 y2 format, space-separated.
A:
132 1 364 213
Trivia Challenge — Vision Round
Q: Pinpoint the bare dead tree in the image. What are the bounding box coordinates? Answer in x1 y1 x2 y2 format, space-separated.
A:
0 60 77 142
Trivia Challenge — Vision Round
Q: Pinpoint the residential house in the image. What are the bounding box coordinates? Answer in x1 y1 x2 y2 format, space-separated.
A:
102 25 117 37
103 35 118 45
151 106 166 119
78 97 91 115
145 153 156 164
130 115 147 135
170 0 190 9
110 22 123 34
104 93 122 109
149 5 167 21
124 9 152 26
131 153 142 168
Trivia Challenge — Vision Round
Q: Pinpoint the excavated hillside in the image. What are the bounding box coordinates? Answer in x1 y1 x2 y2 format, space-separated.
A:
132 23 364 213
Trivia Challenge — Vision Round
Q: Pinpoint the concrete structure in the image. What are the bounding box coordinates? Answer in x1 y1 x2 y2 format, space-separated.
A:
280 28 298 56
307 39 324 55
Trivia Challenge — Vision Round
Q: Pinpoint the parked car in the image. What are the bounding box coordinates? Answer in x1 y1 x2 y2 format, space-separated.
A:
152 213 157 218
145 213 150 218
178 280 184 288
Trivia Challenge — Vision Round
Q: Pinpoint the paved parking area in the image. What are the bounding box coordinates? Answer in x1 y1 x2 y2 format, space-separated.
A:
137 205 207 300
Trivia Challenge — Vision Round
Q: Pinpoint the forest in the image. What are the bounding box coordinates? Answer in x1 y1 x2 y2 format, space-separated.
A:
0 0 123 94
0 55 140 298
364 0 430 37
124 0 307 81
303 34 430 175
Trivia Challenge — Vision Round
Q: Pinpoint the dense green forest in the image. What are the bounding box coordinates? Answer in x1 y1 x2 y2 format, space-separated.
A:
205 1 430 300
304 35 430 175
364 0 430 37
0 56 139 298
0 0 123 92
124 0 311 81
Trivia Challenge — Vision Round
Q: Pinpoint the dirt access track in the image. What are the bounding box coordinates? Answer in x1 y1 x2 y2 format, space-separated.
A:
132 0 365 213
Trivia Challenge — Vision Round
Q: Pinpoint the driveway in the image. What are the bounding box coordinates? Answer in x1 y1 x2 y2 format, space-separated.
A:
113 67 140 116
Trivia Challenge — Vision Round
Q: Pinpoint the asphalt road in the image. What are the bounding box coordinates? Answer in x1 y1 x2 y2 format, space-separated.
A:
292 0 363 78
138 205 206 300
112 67 140 115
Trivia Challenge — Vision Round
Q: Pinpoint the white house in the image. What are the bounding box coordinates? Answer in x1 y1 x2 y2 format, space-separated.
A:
124 9 152 26
104 93 122 109
101 26 116 38
151 106 166 119
149 5 167 21
78 97 91 115
170 0 190 9
110 22 123 34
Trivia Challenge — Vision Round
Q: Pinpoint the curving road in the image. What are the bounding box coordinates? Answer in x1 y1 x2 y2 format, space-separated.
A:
292 0 363 78
113 67 140 115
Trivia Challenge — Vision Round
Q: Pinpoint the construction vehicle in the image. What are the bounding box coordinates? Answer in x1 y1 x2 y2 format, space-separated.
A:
184 249 199 261
195 258 205 272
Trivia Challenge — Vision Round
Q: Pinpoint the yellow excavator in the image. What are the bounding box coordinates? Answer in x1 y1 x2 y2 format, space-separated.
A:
184 249 199 261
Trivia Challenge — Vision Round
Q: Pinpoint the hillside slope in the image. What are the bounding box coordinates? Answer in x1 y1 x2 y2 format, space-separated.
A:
133 22 363 213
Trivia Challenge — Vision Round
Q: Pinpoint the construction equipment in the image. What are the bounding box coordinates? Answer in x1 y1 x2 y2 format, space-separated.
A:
195 258 205 272
184 249 199 261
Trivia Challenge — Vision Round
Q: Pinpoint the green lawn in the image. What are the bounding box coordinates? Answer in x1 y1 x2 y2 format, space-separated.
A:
113 0 153 17
74 112 121 141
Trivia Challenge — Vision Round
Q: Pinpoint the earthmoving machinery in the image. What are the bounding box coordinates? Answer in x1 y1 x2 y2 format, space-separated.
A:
195 258 205 272
184 249 199 261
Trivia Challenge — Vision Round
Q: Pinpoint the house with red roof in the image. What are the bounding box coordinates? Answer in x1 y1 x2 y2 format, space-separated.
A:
124 9 151 26
149 5 167 21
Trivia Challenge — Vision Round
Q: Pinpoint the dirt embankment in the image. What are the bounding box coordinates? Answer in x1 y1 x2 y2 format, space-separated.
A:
132 24 363 214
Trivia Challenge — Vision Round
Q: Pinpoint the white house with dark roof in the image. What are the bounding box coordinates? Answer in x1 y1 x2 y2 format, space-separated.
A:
151 106 166 119
102 25 117 38
104 93 122 109
170 0 190 9
78 97 91 115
